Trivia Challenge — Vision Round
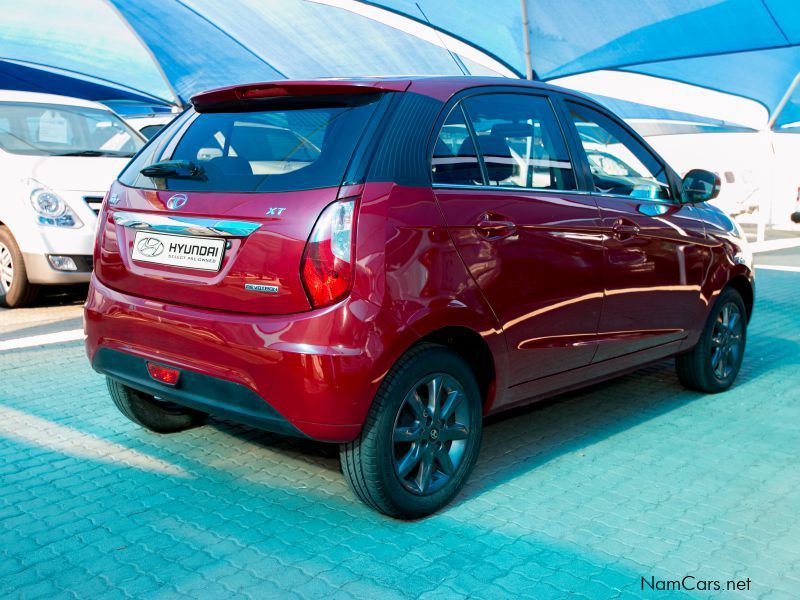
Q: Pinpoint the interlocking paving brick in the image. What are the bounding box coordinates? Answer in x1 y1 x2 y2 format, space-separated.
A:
1 269 799 598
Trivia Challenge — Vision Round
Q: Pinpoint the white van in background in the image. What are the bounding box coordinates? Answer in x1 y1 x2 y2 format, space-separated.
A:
0 91 145 307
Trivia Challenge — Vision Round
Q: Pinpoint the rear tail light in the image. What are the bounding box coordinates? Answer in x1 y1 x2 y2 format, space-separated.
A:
147 362 180 386
301 198 356 308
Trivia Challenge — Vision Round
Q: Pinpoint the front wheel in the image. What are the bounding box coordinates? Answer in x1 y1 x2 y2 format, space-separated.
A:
676 287 747 393
0 226 39 308
340 344 482 519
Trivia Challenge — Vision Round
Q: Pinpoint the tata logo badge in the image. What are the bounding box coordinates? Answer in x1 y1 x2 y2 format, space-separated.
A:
166 193 188 210
245 283 279 294
109 193 120 206
136 237 165 257
266 207 286 216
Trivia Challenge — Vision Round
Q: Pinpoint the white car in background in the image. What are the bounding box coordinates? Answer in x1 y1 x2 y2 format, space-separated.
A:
124 113 175 139
0 91 145 307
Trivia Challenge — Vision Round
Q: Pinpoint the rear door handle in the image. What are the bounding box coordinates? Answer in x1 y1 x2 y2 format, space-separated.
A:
611 218 640 238
476 216 516 239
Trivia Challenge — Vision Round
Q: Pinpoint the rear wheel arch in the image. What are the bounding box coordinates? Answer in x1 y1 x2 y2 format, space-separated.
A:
417 326 497 411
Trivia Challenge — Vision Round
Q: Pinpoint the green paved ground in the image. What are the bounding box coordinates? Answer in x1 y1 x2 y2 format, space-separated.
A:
1 269 799 599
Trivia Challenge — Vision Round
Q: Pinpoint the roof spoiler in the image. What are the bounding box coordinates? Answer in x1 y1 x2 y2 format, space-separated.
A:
191 80 411 112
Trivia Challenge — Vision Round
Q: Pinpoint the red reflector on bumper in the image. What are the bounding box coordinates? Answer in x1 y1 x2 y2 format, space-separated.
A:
146 363 180 386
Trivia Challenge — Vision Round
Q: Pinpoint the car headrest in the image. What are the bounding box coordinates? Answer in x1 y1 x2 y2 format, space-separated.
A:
430 137 481 184
432 138 465 184
203 155 254 177
433 138 452 158
459 135 514 183
491 122 535 138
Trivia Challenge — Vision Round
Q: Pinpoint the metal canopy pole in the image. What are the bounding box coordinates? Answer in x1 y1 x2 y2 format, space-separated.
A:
768 71 800 130
520 0 533 80
760 71 800 241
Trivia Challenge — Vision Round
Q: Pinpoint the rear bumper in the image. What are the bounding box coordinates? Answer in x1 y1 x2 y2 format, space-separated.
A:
94 348 305 437
84 275 399 442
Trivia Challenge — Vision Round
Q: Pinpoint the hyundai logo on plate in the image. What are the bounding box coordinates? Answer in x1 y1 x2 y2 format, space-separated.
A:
136 237 165 257
166 193 188 210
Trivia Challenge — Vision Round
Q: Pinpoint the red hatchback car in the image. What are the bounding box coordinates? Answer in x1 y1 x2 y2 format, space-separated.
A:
85 77 754 518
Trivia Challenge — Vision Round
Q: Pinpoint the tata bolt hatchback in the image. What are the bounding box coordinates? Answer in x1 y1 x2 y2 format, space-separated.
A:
85 78 754 518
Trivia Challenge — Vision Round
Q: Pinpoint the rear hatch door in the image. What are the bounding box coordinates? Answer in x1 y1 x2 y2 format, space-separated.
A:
96 85 390 315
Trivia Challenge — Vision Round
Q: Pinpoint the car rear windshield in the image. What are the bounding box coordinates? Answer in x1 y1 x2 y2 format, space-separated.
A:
120 94 382 193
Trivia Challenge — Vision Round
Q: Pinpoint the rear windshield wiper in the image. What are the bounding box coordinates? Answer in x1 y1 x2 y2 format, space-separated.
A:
140 159 206 179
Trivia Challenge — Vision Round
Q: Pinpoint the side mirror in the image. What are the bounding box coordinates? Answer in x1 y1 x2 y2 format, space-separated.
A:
682 169 720 203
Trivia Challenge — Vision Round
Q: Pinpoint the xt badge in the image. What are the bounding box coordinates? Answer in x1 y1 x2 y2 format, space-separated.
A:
266 207 287 216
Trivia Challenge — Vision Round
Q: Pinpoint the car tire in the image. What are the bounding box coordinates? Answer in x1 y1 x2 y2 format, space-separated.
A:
107 377 207 433
676 287 747 393
340 343 483 519
0 226 39 309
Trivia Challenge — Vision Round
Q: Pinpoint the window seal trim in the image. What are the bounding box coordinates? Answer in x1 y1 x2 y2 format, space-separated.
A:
458 102 488 186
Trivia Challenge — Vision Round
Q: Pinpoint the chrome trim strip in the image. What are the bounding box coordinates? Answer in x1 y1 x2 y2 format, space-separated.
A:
431 183 679 203
432 183 594 196
112 211 261 237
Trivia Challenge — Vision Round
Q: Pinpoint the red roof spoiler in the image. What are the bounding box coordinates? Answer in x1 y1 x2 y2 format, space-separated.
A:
191 79 412 111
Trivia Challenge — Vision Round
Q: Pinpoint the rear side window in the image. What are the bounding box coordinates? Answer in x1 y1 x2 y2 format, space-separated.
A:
432 92 576 191
431 105 482 185
120 95 381 193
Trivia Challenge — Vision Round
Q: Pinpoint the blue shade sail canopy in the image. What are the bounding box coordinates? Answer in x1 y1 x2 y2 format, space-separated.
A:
0 0 173 102
2 0 799 128
590 94 757 136
105 0 513 104
365 0 800 128
0 0 509 108
0 59 173 109
621 46 800 130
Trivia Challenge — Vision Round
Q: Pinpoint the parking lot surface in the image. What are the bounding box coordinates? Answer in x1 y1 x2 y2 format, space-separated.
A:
1 262 799 599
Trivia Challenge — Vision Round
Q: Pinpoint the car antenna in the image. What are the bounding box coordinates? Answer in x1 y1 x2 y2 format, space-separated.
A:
415 2 469 76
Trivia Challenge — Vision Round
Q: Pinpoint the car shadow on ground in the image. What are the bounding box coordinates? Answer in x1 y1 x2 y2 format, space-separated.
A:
202 327 800 511
30 284 89 308
203 360 697 499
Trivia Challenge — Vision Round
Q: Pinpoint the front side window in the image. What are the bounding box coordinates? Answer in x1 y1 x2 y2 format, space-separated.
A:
0 102 144 157
567 102 671 201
